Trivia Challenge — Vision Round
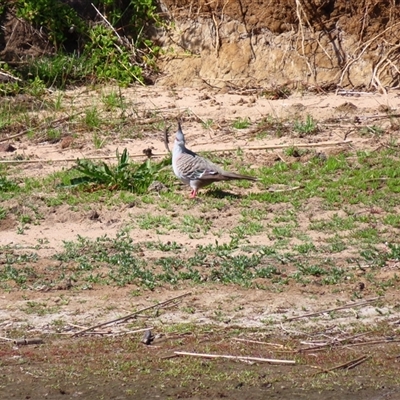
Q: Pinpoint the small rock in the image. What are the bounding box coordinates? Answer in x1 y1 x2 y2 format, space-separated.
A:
0 143 16 152
60 136 74 149
142 329 155 345
88 210 100 220
148 181 168 193
143 147 154 158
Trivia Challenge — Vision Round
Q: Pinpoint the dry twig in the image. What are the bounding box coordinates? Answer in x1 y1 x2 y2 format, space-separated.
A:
298 332 371 352
72 292 191 337
232 338 285 348
0 140 353 165
284 297 379 322
0 113 83 143
174 351 296 364
314 355 370 375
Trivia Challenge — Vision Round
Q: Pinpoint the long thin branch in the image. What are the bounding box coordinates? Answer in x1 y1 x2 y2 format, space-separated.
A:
0 113 84 143
283 297 379 322
341 339 400 348
72 292 191 337
314 355 370 375
0 140 353 165
91 3 122 43
232 338 285 348
298 331 371 352
174 351 296 365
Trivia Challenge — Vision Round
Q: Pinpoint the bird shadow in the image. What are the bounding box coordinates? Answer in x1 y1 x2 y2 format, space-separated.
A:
204 189 243 199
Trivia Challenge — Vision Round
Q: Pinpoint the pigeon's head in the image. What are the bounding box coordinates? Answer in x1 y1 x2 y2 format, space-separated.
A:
175 122 185 145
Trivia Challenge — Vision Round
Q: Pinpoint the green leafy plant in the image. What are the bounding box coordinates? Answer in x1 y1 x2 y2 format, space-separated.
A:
232 117 251 129
15 0 83 47
13 0 162 88
102 90 125 110
201 119 214 129
0 175 18 192
84 107 102 130
293 115 319 135
83 25 144 85
26 53 92 89
360 125 385 137
72 148 170 193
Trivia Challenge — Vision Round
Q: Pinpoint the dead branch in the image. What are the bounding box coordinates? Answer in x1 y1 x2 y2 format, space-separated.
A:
268 185 302 193
174 351 296 364
370 43 400 93
0 336 14 342
295 0 315 80
283 297 380 322
187 108 214 139
211 12 221 57
0 140 353 165
232 338 285 348
298 332 371 352
14 338 44 345
0 70 22 82
314 355 370 375
91 3 125 50
338 20 400 87
78 327 154 337
0 113 84 143
72 292 192 337
341 339 400 348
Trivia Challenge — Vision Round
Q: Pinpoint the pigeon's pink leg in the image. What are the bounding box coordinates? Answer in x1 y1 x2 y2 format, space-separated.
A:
189 189 197 198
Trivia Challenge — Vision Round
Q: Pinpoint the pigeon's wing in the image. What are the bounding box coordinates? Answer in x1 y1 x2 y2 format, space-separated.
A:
176 152 224 181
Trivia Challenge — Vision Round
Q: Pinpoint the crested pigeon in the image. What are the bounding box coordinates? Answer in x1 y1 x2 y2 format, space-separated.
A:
172 122 257 198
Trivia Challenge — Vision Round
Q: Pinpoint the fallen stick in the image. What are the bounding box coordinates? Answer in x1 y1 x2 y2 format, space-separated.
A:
0 336 14 342
283 297 380 322
232 338 285 348
314 355 370 375
72 292 191 337
268 185 302 193
0 70 22 82
0 113 84 143
0 140 353 165
79 327 154 336
14 338 44 346
199 140 353 152
298 332 371 352
341 339 400 348
174 351 295 365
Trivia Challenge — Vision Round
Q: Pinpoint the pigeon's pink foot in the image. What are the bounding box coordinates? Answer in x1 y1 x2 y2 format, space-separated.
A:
189 190 197 199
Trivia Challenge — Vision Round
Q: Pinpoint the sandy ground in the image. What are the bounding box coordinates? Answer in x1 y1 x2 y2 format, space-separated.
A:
1 85 400 333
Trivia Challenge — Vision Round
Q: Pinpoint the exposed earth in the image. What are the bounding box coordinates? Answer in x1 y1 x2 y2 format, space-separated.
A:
1 0 400 399
1 84 400 399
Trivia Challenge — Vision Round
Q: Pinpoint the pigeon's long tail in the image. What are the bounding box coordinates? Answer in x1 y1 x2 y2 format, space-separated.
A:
221 172 258 181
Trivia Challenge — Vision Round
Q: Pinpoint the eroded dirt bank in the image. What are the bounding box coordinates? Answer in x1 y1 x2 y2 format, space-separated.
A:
157 0 400 90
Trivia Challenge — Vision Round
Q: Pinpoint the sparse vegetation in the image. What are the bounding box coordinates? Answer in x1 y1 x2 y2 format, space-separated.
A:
1 80 400 400
232 117 251 129
3 0 162 91
293 114 319 135
70 149 171 193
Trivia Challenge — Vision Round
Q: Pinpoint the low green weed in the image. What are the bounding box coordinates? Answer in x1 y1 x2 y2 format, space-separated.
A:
232 117 251 129
71 149 170 193
293 114 318 135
